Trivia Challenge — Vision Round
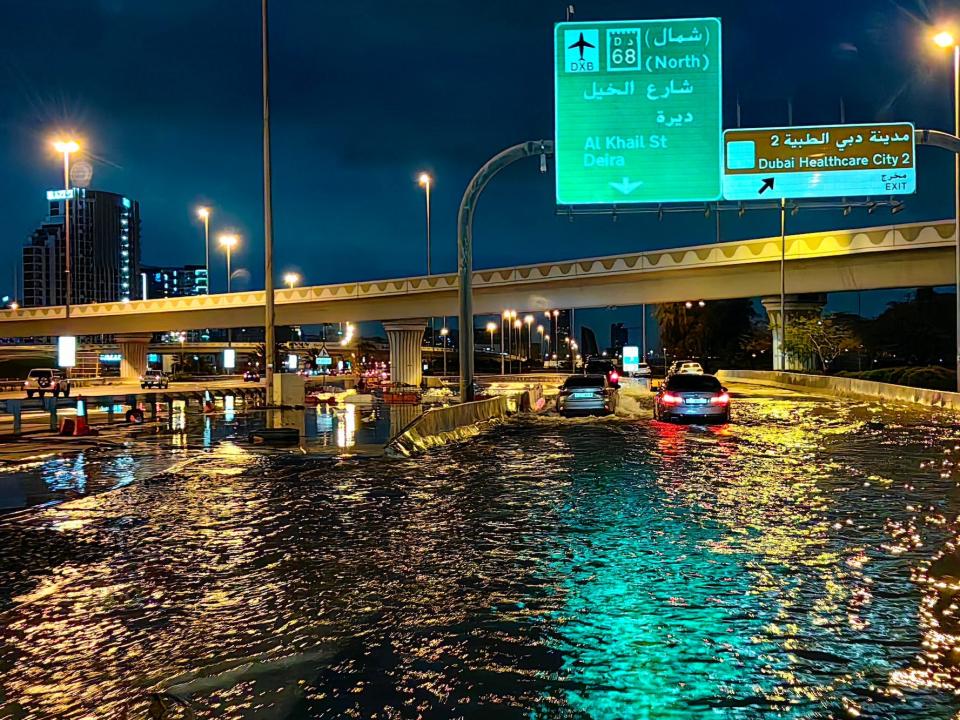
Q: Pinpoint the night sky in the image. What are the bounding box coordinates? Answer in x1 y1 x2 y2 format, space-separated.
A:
0 0 957 337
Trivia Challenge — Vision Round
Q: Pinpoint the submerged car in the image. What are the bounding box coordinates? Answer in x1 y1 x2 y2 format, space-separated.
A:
557 374 619 417
654 373 730 423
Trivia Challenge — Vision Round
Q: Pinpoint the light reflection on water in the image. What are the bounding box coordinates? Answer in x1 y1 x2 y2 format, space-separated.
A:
1 390 960 717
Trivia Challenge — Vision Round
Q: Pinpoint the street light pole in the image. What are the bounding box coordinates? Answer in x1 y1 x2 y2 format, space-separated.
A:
500 310 506 375
219 234 238 348
63 149 71 316
457 140 553 400
779 196 787 372
53 141 79 317
262 0 277 405
954 42 959 392
197 207 211 287
440 326 449 376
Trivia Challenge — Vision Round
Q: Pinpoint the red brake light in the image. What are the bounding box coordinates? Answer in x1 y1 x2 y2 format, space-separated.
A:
710 392 730 405
661 392 683 405
609 371 619 382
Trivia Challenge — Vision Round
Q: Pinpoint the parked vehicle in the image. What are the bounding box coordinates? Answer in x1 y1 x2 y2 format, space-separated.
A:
654 373 730 423
24 368 71 398
243 369 261 382
629 362 652 378
557 374 619 417
140 369 169 389
667 360 704 376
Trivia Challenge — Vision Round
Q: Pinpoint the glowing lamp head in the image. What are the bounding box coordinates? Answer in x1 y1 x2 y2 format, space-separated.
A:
524 314 534 325
934 30 956 48
418 172 432 187
514 319 522 329
53 140 80 154
283 272 300 286
218 234 238 249
197 206 210 220
485 322 496 332
441 327 450 336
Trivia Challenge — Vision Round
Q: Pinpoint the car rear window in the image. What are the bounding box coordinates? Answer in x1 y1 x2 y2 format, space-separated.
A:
564 375 605 388
585 361 614 373
665 374 721 392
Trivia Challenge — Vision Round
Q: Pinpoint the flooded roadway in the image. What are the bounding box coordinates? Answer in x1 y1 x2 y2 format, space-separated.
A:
3 385 960 718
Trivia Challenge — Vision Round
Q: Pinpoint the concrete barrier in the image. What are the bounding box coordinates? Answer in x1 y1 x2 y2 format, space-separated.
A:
717 369 960 411
389 396 509 456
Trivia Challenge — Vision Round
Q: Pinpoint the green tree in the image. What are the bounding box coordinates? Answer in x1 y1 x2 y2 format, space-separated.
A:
655 299 755 365
784 315 859 371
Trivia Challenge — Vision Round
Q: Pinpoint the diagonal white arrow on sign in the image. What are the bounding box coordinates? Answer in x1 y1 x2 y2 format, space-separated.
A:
609 177 643 195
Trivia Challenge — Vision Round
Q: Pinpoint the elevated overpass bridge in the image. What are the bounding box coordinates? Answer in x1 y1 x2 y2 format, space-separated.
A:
0 219 952 382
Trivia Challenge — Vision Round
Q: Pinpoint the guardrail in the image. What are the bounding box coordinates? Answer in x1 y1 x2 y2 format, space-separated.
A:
0 384 265 437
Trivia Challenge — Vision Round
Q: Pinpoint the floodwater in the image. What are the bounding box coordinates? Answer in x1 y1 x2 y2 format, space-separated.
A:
2 386 960 718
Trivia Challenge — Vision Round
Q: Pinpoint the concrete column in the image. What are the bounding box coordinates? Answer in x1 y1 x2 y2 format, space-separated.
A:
383 319 427 387
761 294 826 371
116 333 152 381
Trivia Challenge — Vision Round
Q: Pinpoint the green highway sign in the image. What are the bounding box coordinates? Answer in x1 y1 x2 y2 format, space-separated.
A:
722 123 916 200
554 18 722 205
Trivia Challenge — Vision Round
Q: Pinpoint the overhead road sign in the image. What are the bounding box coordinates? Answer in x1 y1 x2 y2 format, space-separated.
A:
722 122 916 201
554 18 722 205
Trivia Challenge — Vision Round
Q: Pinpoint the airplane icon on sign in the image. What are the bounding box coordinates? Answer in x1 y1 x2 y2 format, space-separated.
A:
567 32 595 60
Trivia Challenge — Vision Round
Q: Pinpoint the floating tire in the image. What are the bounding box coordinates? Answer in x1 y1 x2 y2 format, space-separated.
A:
125 408 145 424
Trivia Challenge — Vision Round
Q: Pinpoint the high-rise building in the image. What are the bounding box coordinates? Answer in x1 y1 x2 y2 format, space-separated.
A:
610 322 629 353
140 264 209 299
22 189 141 307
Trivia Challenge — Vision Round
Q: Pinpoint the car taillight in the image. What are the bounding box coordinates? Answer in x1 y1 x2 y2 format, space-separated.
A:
710 393 730 405
609 371 619 383
661 392 683 405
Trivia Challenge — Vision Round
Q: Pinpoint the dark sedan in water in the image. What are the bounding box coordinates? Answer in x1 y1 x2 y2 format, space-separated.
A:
654 373 730 423
557 374 619 417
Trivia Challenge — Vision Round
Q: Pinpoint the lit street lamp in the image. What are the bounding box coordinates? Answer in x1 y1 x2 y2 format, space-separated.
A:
501 309 509 375
283 272 300 289
933 28 960 390
53 139 80 317
219 234 239 348
440 326 450 376
197 207 211 289
537 324 545 362
485 322 497 373
514 317 523 373
218 234 239 293
418 173 432 275
524 314 534 367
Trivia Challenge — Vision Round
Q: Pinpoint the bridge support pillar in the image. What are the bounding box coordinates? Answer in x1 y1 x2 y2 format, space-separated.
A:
383 319 427 387
761 294 827 371
117 333 152 381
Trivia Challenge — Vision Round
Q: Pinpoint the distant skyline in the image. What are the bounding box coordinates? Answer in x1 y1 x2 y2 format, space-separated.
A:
0 0 956 330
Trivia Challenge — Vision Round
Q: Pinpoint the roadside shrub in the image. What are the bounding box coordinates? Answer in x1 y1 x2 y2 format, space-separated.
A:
837 366 955 391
